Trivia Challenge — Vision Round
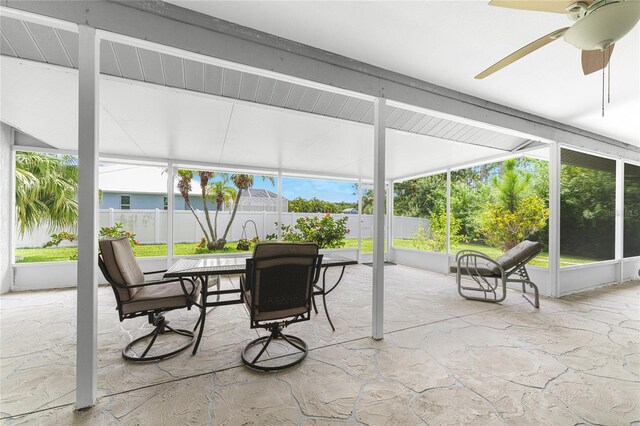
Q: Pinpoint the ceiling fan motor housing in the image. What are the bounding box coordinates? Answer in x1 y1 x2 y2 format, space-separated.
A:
564 0 640 50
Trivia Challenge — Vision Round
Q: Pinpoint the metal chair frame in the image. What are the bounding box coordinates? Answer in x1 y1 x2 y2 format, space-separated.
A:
98 252 200 361
455 248 541 308
242 252 323 371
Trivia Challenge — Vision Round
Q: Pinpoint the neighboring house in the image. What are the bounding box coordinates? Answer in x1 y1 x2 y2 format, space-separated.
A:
99 164 287 212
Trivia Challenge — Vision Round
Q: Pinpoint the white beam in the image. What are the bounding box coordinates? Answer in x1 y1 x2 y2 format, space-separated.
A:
548 142 561 297
615 159 624 282
166 161 175 268
387 180 394 259
76 25 99 409
357 178 363 263
277 170 283 240
372 97 386 340
446 169 451 255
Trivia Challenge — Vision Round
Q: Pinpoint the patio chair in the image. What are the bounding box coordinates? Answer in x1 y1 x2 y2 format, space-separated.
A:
450 240 543 308
241 242 323 371
98 237 201 361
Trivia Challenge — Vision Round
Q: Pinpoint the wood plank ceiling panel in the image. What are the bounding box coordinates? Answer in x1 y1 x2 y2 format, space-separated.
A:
238 72 259 101
137 49 164 85
336 97 360 120
324 93 349 117
221 68 242 98
284 84 307 110
350 100 373 122
161 53 185 89
184 59 204 92
255 76 276 104
398 111 423 132
100 41 123 77
270 80 293 108
24 22 72 67
56 29 78 67
204 64 223 96
298 87 322 113
0 17 43 61
112 42 144 81
0 32 18 57
312 91 335 115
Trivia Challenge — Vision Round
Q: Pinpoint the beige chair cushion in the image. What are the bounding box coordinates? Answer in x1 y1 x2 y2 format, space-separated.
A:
494 240 542 273
99 237 145 301
121 279 200 316
451 240 543 277
449 262 498 277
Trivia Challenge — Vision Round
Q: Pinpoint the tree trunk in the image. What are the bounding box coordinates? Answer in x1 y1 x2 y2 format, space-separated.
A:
185 199 211 244
222 188 243 241
201 184 217 241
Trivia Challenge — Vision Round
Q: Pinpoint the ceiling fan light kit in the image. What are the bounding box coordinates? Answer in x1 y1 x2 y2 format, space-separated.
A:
476 0 640 79
564 0 640 50
476 0 640 115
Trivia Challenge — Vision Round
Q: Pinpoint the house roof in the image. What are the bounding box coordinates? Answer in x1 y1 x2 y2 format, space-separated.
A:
98 163 285 199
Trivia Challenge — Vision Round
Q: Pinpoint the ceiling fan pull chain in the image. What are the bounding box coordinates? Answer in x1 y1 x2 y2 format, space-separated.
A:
601 49 605 117
607 53 611 104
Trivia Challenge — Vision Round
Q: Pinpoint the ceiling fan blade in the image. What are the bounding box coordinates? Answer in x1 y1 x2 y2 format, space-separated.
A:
582 44 614 75
489 0 592 14
475 27 569 79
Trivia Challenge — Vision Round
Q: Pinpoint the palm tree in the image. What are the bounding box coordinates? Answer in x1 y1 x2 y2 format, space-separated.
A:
209 174 237 241
177 169 212 246
15 152 78 236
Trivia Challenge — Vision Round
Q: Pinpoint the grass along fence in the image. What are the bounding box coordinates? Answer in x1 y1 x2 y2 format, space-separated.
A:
16 238 596 267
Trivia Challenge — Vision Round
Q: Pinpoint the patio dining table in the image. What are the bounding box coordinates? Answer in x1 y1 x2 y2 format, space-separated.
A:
164 253 358 354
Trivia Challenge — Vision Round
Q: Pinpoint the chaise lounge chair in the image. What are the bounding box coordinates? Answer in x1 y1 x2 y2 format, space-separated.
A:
450 240 543 308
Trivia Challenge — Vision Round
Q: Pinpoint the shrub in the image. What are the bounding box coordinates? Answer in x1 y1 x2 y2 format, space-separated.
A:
480 195 548 251
412 209 462 252
44 222 138 249
270 214 350 248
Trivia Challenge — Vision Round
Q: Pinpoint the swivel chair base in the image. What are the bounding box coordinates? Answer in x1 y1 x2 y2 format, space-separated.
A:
122 315 194 362
241 324 308 371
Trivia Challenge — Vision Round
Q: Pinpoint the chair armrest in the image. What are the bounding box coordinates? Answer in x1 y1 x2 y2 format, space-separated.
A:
143 269 168 275
126 276 196 289
456 252 505 277
455 249 490 261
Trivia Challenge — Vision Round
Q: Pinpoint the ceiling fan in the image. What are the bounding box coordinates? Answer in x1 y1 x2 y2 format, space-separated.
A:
475 0 640 79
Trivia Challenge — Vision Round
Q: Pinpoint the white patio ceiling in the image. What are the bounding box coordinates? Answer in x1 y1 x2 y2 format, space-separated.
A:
1 55 516 181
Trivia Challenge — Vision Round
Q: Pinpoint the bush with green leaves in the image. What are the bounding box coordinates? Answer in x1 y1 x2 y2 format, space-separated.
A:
480 196 548 251
268 214 350 248
412 209 462 252
44 222 138 249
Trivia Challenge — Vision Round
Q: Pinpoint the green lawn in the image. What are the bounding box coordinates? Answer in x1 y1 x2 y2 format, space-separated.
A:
16 239 598 267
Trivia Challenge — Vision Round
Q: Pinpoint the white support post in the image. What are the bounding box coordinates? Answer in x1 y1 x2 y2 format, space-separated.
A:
357 178 363 262
166 161 175 268
387 180 394 260
372 97 386 340
76 24 99 410
548 143 561 297
108 207 114 227
615 159 624 282
277 171 283 240
446 169 451 255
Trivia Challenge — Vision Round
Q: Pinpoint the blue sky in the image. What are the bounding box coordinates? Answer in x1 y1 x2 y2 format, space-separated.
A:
251 176 357 203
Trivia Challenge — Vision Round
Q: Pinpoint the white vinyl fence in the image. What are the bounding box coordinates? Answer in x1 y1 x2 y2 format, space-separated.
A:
17 209 428 248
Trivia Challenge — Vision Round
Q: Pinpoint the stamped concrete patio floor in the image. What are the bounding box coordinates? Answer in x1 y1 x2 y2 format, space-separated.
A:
1 264 639 425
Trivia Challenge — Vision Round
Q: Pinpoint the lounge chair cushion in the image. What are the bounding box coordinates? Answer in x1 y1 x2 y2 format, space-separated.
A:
99 237 144 301
450 240 543 277
449 261 498 277
494 240 542 273
121 279 200 316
